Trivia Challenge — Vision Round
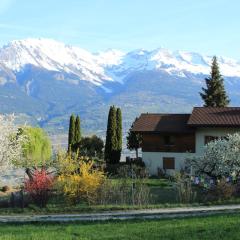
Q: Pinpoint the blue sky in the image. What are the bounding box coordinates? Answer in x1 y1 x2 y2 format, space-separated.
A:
0 0 240 59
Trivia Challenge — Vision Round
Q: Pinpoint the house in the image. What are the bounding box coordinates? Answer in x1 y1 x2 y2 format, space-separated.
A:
132 107 240 175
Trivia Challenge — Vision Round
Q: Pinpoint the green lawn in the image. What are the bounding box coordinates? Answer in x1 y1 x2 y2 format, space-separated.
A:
0 213 240 239
110 178 173 188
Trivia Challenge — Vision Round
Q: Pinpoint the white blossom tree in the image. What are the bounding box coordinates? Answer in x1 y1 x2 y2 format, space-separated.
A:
186 133 240 179
0 114 25 170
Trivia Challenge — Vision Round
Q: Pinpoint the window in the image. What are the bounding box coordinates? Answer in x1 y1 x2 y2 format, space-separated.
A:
204 136 226 145
163 136 175 146
163 157 175 170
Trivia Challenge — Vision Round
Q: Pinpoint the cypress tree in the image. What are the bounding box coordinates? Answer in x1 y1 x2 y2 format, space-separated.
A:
68 114 75 152
75 115 81 145
104 106 112 163
104 106 117 163
115 108 122 163
200 56 230 107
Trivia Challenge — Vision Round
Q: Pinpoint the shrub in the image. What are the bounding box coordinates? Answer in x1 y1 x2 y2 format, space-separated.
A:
157 168 166 178
106 159 146 176
56 153 106 204
205 179 234 202
76 135 104 159
24 169 54 208
126 157 145 167
97 165 150 206
132 178 150 205
97 178 131 205
234 181 240 197
117 164 148 179
1 186 10 192
176 174 196 203
105 163 126 175
9 190 30 208
97 178 150 206
186 133 240 179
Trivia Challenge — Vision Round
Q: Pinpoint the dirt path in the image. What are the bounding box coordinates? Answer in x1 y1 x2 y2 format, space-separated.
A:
1 205 240 223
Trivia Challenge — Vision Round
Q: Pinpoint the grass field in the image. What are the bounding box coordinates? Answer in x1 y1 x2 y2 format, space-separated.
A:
0 213 240 239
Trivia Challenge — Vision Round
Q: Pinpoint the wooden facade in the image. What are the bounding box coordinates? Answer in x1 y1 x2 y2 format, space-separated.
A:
142 133 196 153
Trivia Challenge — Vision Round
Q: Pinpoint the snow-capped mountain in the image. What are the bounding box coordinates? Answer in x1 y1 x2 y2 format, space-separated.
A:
0 39 114 87
0 38 240 135
1 38 240 89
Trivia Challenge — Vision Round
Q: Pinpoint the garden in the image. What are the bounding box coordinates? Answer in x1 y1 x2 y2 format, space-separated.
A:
1 112 240 214
0 113 240 240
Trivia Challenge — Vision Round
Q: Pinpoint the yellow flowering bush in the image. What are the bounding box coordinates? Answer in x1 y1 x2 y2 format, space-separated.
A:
56 151 105 204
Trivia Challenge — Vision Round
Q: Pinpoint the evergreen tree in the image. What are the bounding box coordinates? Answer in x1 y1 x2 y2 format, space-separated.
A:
104 106 117 163
115 108 122 163
74 115 81 145
68 114 75 152
79 135 104 159
200 56 230 107
127 118 142 159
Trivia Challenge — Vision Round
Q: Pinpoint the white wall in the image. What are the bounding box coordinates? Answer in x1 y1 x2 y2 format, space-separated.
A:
142 151 195 175
143 127 240 176
195 127 240 155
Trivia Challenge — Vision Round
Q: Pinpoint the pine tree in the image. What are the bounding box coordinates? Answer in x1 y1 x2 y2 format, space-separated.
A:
104 106 117 163
127 118 142 159
75 115 81 145
115 108 122 163
200 56 230 107
68 114 75 152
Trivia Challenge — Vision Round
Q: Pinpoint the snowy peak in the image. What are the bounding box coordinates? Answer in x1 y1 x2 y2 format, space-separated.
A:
0 38 240 89
95 49 124 66
0 38 113 86
2 38 93 68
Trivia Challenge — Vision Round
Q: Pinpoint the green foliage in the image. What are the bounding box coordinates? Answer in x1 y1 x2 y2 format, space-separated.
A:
116 108 122 162
127 118 142 158
200 56 230 107
2 214 240 239
104 106 117 163
104 106 122 164
79 135 104 159
74 115 81 144
17 127 52 168
68 114 82 152
68 114 75 151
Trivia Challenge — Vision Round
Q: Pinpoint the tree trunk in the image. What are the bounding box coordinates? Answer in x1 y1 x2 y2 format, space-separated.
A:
135 148 139 159
25 168 33 181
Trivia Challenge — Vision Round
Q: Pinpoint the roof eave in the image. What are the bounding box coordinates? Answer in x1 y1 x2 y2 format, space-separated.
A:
188 124 240 128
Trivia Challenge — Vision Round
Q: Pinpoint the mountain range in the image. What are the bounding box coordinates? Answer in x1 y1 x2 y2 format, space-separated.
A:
0 38 240 137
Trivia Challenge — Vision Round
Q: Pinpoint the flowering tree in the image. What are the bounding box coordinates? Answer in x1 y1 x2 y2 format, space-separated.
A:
0 114 25 171
24 169 54 207
56 151 105 204
186 133 240 179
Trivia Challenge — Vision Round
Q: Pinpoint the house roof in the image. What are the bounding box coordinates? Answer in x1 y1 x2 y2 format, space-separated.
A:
188 107 240 127
132 113 194 133
133 107 240 134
